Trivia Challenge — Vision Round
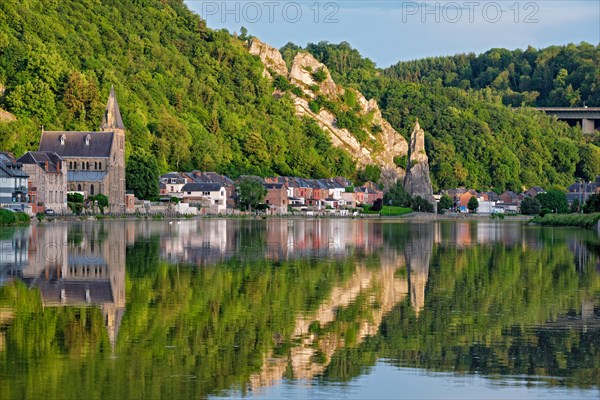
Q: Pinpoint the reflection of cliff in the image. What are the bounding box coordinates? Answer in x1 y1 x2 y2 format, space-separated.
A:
249 222 435 391
19 222 126 348
405 223 434 316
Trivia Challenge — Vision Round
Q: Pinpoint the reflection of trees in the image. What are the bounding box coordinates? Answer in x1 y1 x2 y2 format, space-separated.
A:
373 242 600 388
1 221 599 399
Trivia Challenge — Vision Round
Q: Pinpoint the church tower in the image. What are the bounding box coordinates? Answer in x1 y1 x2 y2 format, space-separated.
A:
101 86 126 213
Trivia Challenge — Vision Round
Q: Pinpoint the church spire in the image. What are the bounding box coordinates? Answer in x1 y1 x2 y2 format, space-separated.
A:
100 85 125 130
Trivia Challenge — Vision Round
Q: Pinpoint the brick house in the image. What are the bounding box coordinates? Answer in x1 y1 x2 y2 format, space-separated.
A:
17 151 67 213
264 183 288 214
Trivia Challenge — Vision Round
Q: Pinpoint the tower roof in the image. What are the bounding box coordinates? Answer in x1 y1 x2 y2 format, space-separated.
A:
100 85 125 130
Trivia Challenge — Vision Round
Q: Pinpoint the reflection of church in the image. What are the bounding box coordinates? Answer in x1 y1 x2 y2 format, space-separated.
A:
21 223 126 348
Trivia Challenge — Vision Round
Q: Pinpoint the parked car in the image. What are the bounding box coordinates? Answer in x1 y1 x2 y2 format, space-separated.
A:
45 208 56 216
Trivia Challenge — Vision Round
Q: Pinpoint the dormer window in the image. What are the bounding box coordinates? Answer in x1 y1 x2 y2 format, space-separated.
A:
60 134 66 145
85 134 91 146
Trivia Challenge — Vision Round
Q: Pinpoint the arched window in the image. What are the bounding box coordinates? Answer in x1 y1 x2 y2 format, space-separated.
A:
90 185 95 195
99 162 102 170
86 162 90 170
77 184 82 191
94 162 98 170
69 161 72 169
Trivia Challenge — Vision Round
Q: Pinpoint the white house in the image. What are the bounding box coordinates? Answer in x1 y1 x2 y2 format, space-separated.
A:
0 152 29 211
180 182 227 213
160 172 188 194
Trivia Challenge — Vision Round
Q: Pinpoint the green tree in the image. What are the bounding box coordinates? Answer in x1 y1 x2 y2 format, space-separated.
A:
438 194 453 213
536 189 568 213
89 194 109 214
467 196 479 213
236 177 267 211
520 197 541 215
126 150 160 200
576 144 600 182
583 194 600 213
357 165 381 185
383 181 412 207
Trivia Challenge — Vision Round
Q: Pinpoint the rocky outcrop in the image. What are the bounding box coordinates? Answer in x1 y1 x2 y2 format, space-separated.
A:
289 52 340 99
248 38 288 77
247 38 408 185
0 109 16 123
404 120 436 212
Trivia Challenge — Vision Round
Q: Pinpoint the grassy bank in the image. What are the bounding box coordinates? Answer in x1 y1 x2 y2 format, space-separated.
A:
531 213 600 229
361 205 413 216
0 209 30 226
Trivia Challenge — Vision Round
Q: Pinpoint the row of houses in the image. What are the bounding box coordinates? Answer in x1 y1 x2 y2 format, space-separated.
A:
441 187 546 213
441 178 600 213
159 172 383 214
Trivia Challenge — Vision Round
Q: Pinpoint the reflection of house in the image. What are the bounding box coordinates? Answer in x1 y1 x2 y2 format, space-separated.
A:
0 152 29 210
0 228 29 283
17 151 67 213
38 87 126 213
20 223 126 348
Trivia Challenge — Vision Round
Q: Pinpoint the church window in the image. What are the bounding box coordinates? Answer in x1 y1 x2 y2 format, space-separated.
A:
99 162 102 170
91 185 95 195
86 162 90 169
69 161 72 169
95 162 98 170
78 184 82 191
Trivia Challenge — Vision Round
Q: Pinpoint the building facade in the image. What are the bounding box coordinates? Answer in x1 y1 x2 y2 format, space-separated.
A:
17 151 67 213
38 86 126 213
0 152 29 211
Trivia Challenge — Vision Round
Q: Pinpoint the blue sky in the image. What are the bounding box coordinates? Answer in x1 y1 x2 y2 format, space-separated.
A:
185 1 600 67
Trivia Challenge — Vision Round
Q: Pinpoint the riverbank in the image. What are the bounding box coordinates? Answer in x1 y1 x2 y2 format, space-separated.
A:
35 212 535 223
0 209 30 227
531 213 600 229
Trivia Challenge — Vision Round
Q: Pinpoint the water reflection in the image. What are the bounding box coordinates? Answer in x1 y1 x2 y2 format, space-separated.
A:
0 219 598 399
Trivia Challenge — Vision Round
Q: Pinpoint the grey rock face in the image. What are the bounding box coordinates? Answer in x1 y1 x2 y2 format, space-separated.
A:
404 120 436 212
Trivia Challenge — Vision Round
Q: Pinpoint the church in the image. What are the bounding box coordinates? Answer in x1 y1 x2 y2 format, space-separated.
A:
38 86 126 213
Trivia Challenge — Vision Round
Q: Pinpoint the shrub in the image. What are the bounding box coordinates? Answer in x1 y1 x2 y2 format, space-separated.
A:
0 209 30 226
371 198 383 212
308 100 320 113
520 197 542 215
312 68 327 82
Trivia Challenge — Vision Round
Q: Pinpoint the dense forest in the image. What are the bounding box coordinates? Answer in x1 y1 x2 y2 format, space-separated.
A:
289 41 600 191
386 44 600 108
0 0 598 191
0 0 355 179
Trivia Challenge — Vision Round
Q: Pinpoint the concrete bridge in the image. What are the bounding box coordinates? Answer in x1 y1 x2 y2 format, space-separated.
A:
536 107 600 133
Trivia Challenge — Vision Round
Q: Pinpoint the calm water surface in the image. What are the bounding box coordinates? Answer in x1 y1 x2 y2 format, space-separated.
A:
0 219 599 399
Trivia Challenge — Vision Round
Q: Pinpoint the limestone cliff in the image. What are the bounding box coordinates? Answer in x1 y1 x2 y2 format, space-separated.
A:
248 38 288 78
0 109 16 123
404 120 436 211
247 38 408 186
